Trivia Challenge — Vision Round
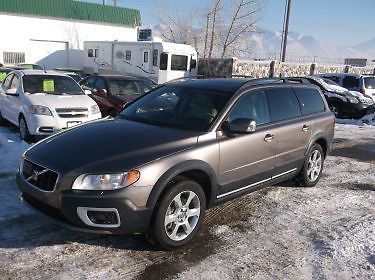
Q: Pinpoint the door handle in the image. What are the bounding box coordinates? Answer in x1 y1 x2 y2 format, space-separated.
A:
302 124 310 132
264 134 274 142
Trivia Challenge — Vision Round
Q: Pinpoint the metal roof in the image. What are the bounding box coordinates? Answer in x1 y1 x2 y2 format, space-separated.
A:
0 0 141 27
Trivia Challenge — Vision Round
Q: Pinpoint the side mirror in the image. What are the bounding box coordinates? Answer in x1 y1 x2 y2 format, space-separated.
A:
222 118 256 134
84 89 92 95
6 88 18 96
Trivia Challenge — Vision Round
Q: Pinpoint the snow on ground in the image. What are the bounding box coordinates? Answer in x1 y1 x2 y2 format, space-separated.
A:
0 121 374 279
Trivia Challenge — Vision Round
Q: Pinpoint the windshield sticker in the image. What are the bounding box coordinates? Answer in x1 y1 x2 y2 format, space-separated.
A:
0 72 6 82
43 79 55 93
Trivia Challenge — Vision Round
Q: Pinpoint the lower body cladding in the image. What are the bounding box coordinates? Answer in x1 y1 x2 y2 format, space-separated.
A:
16 172 153 234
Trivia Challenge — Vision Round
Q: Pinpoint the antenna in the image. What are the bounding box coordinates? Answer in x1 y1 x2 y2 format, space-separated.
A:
43 65 47 73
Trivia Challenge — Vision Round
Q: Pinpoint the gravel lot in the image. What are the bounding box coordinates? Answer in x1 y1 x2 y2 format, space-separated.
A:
0 121 374 280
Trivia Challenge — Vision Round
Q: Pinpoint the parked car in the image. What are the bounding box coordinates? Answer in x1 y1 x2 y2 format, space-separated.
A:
318 73 375 102
17 78 335 249
15 63 43 70
80 74 153 116
0 70 101 141
287 76 374 118
0 67 14 82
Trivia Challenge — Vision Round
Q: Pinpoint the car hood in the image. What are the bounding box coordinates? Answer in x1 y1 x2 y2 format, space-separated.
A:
25 118 200 174
25 93 95 109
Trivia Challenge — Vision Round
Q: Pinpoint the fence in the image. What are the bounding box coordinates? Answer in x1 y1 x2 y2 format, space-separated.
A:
198 58 375 79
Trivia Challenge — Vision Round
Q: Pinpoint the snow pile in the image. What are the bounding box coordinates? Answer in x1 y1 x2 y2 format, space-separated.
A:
337 113 375 126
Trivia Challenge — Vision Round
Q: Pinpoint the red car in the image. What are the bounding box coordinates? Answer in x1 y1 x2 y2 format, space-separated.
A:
80 74 154 116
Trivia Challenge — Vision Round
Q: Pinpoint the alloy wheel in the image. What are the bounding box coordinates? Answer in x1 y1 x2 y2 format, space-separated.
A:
164 191 201 242
307 150 322 182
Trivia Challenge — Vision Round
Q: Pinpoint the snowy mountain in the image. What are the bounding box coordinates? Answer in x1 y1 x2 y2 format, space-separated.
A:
245 29 372 60
152 24 374 61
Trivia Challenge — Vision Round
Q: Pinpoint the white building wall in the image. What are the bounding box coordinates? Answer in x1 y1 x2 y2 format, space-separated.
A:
0 14 137 69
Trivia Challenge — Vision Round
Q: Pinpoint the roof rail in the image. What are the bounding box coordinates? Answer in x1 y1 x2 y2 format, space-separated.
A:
163 75 205 85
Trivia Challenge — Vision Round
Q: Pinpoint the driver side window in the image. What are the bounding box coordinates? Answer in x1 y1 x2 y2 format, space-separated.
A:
228 90 270 125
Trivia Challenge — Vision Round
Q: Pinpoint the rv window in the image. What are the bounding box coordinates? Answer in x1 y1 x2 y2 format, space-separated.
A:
144 52 149 63
94 49 99 58
126 50 131 61
153 49 158 66
190 59 197 70
88 49 94 57
160 53 168 70
171 55 188 71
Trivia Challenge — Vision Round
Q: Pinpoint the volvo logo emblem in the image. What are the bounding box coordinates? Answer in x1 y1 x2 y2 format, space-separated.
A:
27 169 48 182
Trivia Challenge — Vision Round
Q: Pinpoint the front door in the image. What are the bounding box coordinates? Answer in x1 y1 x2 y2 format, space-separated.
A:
218 89 277 198
141 49 151 73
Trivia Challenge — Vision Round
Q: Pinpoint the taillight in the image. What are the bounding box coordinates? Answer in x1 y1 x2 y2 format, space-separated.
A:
360 88 365 94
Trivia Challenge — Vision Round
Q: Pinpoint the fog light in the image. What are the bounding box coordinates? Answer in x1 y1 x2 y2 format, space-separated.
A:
77 207 120 228
87 210 118 225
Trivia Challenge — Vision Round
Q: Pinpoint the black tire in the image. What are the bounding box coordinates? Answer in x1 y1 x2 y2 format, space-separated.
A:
19 116 32 142
0 109 5 125
296 143 324 187
147 179 206 250
329 103 342 118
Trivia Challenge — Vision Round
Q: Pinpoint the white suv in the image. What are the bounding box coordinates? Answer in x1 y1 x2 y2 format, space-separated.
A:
318 73 375 102
0 70 101 141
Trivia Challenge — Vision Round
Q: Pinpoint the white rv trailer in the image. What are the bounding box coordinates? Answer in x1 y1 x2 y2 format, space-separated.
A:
83 40 198 84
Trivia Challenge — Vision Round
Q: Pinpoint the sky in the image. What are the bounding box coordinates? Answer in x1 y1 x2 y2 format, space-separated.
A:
84 0 375 46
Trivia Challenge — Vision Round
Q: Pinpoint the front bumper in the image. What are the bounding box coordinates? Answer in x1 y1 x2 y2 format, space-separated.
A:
17 172 153 234
26 113 102 136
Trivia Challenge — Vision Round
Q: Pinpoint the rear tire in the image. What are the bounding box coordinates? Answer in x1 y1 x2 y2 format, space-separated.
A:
296 143 324 187
147 179 206 250
19 116 32 142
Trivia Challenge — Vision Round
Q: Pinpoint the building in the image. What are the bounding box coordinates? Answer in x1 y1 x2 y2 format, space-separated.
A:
0 0 141 69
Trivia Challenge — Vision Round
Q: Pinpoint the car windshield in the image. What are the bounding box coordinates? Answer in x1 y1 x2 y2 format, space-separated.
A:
108 79 151 95
23 75 84 95
120 85 231 131
0 70 11 82
364 77 375 89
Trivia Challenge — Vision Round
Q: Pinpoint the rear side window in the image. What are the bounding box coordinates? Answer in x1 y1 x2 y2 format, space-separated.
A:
323 75 339 84
294 88 325 115
171 55 188 71
364 77 375 89
266 88 301 122
343 76 359 88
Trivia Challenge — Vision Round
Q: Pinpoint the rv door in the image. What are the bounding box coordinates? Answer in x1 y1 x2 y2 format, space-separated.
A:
141 49 151 74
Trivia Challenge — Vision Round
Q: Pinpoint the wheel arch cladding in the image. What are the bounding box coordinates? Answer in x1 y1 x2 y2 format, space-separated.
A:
146 160 217 210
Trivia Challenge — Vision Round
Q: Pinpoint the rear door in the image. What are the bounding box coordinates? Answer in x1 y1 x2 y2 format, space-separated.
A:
265 87 309 175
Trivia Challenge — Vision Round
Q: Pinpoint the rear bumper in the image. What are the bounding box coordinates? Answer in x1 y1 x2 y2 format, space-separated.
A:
17 172 153 234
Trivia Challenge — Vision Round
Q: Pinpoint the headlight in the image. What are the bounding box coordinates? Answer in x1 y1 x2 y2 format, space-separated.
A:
347 96 359 104
29 105 52 116
72 170 140 190
91 104 100 115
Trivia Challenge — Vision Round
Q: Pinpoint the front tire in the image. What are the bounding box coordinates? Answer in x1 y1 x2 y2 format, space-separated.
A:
329 103 342 118
296 144 324 187
0 109 5 125
19 116 32 142
147 179 206 250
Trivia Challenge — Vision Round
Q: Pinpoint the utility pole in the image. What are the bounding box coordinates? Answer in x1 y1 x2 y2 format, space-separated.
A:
102 0 106 5
113 0 118 6
280 0 291 62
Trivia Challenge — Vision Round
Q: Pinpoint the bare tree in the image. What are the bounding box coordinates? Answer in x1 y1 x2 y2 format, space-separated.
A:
220 0 259 58
208 0 221 59
156 0 261 59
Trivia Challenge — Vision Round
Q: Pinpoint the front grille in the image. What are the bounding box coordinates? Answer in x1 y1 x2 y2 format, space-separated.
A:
22 160 58 191
55 107 88 118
